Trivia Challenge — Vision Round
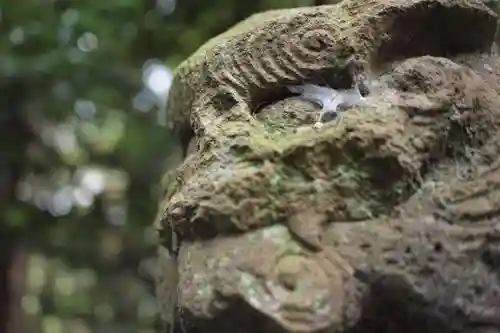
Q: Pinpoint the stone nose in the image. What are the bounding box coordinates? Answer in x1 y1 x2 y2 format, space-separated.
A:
275 255 304 292
270 252 346 332
273 254 335 302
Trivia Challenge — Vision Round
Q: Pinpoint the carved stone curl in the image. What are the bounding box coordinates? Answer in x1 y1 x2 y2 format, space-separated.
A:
155 1 500 332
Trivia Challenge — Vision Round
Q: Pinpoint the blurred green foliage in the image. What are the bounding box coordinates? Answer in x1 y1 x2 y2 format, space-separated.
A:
0 0 318 332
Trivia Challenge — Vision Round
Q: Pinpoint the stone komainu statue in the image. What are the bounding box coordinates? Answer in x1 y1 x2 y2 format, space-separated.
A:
154 0 500 332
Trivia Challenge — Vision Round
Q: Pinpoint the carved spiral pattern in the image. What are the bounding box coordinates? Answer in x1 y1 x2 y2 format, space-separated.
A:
206 15 345 100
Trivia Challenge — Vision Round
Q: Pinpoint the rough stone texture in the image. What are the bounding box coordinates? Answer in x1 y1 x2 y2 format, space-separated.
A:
155 0 500 332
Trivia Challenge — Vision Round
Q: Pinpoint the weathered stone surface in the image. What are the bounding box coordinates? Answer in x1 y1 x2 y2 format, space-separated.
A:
154 0 500 332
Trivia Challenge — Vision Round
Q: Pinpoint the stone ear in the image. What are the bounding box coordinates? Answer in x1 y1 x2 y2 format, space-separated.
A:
344 0 498 65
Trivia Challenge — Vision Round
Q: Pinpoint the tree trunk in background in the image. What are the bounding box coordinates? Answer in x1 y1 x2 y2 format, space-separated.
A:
6 246 38 333
0 236 15 332
0 78 33 332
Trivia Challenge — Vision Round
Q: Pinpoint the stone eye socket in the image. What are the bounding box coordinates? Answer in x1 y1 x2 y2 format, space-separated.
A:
301 30 334 52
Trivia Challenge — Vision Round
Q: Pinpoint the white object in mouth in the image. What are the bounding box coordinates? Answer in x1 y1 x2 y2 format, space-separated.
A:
288 83 367 127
